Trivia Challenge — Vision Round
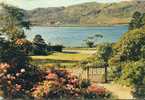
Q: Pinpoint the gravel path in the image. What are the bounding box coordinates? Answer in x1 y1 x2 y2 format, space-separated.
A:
97 83 134 99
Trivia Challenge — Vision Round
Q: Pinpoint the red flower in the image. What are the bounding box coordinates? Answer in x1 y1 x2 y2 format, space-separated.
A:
88 85 106 95
15 39 31 45
46 73 58 80
15 84 22 91
0 63 10 70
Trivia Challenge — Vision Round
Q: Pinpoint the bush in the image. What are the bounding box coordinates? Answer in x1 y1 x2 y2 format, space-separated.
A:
47 45 63 52
30 68 113 99
133 85 145 99
80 79 91 89
0 63 114 100
0 62 44 99
109 60 145 98
119 60 145 86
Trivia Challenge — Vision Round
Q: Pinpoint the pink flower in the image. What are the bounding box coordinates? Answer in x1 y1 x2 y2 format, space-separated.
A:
46 73 58 80
88 85 106 95
16 73 21 77
10 76 16 80
20 69 25 73
15 84 22 91
75 93 79 97
0 63 10 69
3 70 7 73
7 74 11 79
66 84 74 90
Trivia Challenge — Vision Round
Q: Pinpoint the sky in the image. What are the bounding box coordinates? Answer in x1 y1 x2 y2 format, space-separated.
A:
0 0 127 10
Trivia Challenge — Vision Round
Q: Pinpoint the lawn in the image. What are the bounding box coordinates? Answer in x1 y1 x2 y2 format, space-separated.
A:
64 47 96 50
30 48 96 68
31 52 89 61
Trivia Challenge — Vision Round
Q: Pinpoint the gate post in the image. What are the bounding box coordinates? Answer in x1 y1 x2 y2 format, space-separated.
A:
104 65 108 83
87 67 89 80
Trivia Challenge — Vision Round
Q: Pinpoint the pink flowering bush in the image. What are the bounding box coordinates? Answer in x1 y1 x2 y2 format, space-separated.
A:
0 62 114 99
0 61 44 99
31 68 81 99
30 68 114 99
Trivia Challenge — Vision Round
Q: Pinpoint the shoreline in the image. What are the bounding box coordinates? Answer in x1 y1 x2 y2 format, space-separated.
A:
30 24 128 27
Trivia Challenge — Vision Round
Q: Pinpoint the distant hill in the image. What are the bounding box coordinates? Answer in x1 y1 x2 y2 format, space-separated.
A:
27 1 145 26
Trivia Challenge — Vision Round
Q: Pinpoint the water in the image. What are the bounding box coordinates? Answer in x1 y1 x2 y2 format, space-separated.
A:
25 25 128 47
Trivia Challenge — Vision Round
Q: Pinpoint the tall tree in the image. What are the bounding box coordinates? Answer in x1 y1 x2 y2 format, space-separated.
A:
129 11 145 30
32 34 48 55
0 3 30 41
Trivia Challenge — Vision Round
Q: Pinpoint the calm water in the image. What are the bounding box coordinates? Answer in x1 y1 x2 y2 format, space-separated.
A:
25 25 128 47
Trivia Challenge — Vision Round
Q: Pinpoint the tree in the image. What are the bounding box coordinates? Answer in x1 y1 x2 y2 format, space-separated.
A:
84 34 103 48
129 11 145 30
32 34 48 55
0 3 30 41
109 28 145 79
140 13 145 27
80 43 113 82
95 43 113 82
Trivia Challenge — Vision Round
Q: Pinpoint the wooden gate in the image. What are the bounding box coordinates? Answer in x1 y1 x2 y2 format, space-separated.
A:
80 65 108 83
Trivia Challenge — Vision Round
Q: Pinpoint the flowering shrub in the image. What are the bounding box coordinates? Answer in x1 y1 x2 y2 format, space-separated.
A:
0 63 10 74
30 68 113 99
0 62 44 99
0 62 114 99
31 68 80 99
87 84 106 95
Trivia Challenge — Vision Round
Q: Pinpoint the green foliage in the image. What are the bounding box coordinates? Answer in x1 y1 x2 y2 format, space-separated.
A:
95 43 112 66
80 43 113 71
110 28 145 63
85 41 94 48
119 60 145 86
129 11 145 30
84 34 103 48
32 34 48 55
80 79 91 88
107 12 145 98
0 45 29 66
133 85 145 99
96 43 113 62
118 60 145 99
0 3 31 62
0 37 10 62
109 28 145 81
0 4 30 41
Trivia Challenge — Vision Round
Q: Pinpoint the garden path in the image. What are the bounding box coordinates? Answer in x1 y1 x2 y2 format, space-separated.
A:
97 83 134 99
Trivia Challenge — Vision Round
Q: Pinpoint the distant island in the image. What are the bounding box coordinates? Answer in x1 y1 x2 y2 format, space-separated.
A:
26 0 145 26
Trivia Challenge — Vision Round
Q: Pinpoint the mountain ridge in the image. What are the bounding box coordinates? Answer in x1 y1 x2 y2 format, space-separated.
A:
27 1 145 26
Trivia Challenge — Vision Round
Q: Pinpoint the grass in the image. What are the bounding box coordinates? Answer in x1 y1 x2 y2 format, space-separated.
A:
30 52 91 68
30 48 96 68
31 52 89 61
64 47 96 50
